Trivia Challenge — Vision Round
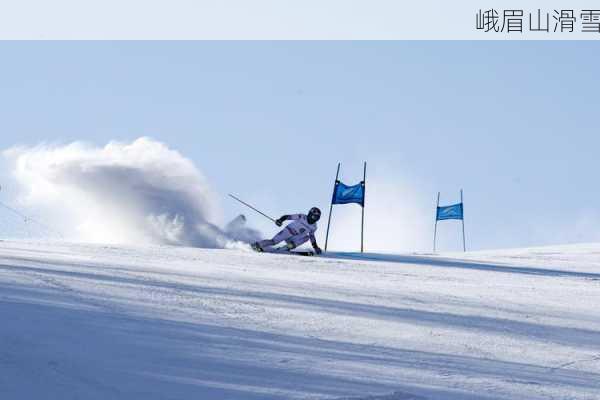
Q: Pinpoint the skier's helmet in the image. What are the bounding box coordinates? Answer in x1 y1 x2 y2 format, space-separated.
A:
307 207 321 224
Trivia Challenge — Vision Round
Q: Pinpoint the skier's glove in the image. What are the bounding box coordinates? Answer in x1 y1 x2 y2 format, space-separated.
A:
275 216 286 227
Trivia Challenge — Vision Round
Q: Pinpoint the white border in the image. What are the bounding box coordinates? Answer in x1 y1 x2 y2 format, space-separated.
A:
0 0 599 39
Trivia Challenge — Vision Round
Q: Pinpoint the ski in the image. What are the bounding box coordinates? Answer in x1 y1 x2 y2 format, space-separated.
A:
251 245 315 257
287 250 315 257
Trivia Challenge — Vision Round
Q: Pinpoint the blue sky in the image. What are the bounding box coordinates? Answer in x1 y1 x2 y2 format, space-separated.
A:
0 41 599 251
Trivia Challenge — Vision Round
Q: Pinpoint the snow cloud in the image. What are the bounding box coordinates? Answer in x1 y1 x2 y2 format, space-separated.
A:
2 137 259 247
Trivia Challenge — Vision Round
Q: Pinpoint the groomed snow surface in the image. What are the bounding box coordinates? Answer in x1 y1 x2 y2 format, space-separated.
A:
1 240 599 400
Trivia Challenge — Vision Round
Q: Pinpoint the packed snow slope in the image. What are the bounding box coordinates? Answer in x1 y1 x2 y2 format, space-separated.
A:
0 240 599 400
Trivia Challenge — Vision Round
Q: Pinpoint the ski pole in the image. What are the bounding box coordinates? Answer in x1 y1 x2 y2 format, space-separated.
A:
0 199 65 238
228 194 276 223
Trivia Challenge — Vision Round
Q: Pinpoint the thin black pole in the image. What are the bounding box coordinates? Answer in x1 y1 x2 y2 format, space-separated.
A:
433 192 440 253
0 198 64 238
228 194 276 222
461 189 466 252
361 162 367 253
324 163 340 253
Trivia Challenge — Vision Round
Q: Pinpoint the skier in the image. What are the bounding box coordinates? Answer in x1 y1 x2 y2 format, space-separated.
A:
252 207 323 254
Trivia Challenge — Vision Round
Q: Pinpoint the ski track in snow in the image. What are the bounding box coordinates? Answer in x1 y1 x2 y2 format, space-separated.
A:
0 240 599 399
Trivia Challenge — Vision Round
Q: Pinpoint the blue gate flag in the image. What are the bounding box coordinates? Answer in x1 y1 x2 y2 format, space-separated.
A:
332 181 365 206
436 203 463 221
